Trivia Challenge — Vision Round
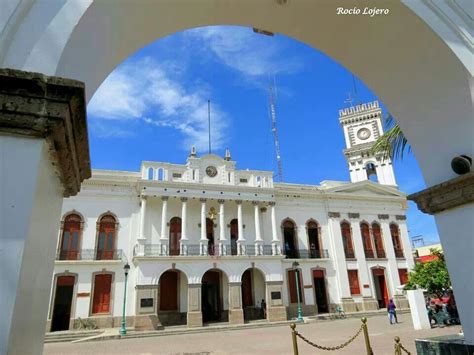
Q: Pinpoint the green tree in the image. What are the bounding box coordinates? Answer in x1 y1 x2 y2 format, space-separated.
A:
405 248 451 299
371 114 410 161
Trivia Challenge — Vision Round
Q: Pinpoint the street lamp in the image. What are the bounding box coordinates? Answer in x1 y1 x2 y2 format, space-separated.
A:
120 262 130 336
292 261 303 322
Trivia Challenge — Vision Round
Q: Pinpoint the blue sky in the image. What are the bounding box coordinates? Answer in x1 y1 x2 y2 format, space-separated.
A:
87 26 439 245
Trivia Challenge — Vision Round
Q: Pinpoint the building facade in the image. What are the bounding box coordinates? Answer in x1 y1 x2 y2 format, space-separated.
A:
47 101 415 331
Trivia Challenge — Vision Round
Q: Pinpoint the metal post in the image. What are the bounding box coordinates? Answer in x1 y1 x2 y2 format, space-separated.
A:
295 268 303 321
361 317 373 355
290 323 299 355
120 264 130 336
394 336 402 355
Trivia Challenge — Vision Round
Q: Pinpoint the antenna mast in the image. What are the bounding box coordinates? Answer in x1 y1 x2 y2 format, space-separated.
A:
268 83 284 181
208 100 211 154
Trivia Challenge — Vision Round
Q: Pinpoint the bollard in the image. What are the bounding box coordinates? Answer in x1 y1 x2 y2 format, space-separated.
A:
290 323 299 355
361 317 374 355
394 336 402 355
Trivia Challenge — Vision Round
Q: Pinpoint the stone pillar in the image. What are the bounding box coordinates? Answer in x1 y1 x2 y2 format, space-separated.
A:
228 282 244 324
180 197 188 255
253 201 263 255
409 174 474 344
236 200 246 255
134 285 161 330
269 202 280 255
381 221 402 296
218 199 226 256
0 69 90 355
187 284 202 327
327 213 356 312
199 198 207 255
159 196 169 255
136 195 147 256
265 281 287 322
397 217 415 269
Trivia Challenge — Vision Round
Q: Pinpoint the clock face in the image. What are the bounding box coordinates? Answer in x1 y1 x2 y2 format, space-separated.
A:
206 166 218 177
357 128 371 140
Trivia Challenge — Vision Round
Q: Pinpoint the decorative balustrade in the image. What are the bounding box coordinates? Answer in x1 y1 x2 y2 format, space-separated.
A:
56 249 123 261
285 249 329 259
142 243 276 257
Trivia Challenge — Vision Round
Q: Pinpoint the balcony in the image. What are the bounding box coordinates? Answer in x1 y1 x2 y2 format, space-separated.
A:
56 249 123 261
284 249 329 259
364 249 375 259
142 244 275 257
394 249 405 258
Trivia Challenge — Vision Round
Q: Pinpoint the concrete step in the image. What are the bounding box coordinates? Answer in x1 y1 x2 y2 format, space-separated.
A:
44 330 103 343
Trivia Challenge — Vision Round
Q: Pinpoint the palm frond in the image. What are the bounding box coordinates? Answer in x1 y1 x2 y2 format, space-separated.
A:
371 114 411 161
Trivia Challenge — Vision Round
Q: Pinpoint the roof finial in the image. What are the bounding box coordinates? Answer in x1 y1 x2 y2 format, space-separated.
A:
225 148 231 161
190 146 197 157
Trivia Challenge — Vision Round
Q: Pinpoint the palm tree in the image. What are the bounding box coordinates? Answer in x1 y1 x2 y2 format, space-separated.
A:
371 114 410 161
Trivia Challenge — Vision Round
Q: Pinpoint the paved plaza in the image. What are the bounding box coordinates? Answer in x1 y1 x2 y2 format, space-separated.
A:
43 313 461 354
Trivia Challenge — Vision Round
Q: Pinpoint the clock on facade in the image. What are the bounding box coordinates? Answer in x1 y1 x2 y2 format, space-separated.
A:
206 166 218 177
357 128 371 140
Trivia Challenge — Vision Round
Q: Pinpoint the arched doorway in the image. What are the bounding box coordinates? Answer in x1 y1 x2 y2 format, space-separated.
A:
159 270 187 325
306 220 321 258
230 219 238 256
282 219 298 259
206 218 215 255
241 268 266 321
51 275 75 331
169 217 181 256
201 269 227 323
372 267 389 308
59 213 82 260
96 214 117 260
312 269 329 313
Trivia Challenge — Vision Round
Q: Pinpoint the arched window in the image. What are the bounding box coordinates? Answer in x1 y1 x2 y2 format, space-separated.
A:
307 220 322 258
366 163 378 182
96 214 117 260
92 273 113 314
340 222 355 259
147 167 154 180
390 224 404 258
169 217 181 256
360 222 374 258
230 219 238 256
59 213 83 260
282 219 298 259
372 223 385 258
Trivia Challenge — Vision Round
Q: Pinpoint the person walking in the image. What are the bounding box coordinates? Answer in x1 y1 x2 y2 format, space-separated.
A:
387 299 397 324
261 299 267 319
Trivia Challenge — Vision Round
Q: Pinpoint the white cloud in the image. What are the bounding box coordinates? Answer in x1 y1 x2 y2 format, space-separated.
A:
88 58 228 150
188 26 303 77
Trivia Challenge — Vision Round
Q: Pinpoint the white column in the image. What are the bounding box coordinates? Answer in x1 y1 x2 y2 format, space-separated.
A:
136 195 147 256
397 218 415 269
180 197 188 256
381 221 401 296
160 196 169 255
218 200 226 256
350 219 371 297
200 198 207 255
236 200 245 255
253 201 263 255
269 202 280 255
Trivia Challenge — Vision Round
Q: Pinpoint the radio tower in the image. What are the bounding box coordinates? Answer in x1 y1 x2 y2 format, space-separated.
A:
268 83 284 181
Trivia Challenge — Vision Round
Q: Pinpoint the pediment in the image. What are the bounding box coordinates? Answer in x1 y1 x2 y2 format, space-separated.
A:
326 181 405 198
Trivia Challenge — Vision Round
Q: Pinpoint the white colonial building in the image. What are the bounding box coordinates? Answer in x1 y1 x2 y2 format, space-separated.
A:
47 101 415 332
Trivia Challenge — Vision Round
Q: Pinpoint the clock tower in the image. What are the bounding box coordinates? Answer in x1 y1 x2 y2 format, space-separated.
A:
339 100 396 185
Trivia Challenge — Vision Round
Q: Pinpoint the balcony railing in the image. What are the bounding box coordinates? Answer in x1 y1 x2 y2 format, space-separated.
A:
344 249 355 259
284 249 329 259
394 249 405 258
375 249 386 258
56 249 123 261
364 249 375 258
142 244 276 257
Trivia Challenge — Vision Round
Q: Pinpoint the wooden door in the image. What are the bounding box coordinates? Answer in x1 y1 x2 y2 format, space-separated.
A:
288 269 302 304
242 270 253 308
60 216 81 260
169 217 181 256
92 274 112 314
160 271 178 311
97 217 116 260
51 276 75 331
313 270 328 313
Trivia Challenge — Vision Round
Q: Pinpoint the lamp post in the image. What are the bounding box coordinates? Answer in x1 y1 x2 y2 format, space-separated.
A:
120 262 130 336
292 261 303 322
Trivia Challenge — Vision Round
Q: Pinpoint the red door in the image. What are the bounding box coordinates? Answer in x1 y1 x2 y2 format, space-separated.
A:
242 270 253 308
160 271 178 311
169 217 181 256
373 268 389 307
92 274 112 314
288 269 302 304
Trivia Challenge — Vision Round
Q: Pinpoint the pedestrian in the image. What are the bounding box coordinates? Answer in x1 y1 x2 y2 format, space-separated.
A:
261 299 267 319
387 299 397 324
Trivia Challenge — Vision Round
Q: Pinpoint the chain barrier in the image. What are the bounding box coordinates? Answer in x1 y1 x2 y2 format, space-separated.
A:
394 336 411 355
290 317 373 355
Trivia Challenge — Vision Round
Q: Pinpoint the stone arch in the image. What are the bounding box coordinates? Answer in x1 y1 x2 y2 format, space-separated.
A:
240 267 267 320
